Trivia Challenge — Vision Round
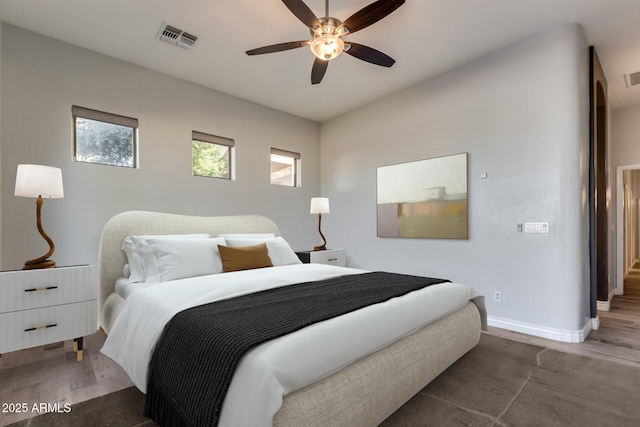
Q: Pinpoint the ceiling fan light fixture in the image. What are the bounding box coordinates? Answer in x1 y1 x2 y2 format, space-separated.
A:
310 35 344 60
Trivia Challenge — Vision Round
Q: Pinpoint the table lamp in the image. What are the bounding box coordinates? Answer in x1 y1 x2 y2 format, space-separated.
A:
310 197 330 251
14 164 64 269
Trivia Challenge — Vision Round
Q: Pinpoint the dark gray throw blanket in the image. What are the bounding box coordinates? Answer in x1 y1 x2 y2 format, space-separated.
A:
144 271 449 427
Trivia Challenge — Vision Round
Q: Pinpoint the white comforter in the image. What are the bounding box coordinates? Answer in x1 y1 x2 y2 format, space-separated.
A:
101 264 477 427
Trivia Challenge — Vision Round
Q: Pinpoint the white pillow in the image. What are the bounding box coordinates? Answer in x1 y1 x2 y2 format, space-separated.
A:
218 233 275 239
121 234 210 283
224 236 301 266
140 237 227 283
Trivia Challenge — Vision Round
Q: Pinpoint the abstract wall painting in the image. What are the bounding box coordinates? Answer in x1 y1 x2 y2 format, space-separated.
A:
376 153 468 239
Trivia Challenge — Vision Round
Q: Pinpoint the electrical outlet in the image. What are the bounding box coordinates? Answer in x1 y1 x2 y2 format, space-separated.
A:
494 291 502 303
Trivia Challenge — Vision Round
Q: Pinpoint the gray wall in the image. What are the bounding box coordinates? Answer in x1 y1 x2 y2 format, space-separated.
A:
320 24 592 339
1 24 322 270
0 22 608 341
612 105 640 167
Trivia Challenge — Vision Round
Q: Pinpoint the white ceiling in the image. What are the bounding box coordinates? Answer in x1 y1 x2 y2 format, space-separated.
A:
1 0 640 122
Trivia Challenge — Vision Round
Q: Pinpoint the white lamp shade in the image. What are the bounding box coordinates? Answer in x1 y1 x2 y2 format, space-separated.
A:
15 164 64 198
310 197 330 214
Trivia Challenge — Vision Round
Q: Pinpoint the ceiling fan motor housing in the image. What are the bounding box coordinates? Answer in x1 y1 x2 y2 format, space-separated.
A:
310 17 345 37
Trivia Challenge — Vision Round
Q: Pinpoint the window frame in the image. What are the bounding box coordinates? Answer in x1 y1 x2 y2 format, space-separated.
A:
270 148 301 187
72 105 139 168
192 131 235 180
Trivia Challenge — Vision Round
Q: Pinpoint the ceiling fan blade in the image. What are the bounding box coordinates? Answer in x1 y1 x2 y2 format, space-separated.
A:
311 58 328 84
282 0 320 28
246 41 309 55
344 42 395 67
340 0 405 35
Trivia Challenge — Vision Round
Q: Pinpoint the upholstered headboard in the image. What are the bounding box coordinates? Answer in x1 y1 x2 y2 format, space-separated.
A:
97 211 282 324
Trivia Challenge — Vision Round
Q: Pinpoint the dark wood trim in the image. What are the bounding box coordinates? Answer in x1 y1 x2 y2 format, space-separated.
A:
589 46 609 316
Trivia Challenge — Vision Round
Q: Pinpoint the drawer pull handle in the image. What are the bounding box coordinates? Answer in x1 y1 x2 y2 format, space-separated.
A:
24 324 57 332
24 286 58 292
328 258 338 261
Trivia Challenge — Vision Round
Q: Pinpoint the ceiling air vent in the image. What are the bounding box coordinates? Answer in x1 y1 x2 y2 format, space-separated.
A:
156 22 198 50
624 71 640 88
179 32 198 49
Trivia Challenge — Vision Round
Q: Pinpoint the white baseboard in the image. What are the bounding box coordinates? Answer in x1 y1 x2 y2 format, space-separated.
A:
597 300 610 312
596 289 616 312
488 315 592 343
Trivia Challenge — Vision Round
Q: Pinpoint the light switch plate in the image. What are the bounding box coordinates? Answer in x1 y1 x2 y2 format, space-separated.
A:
523 222 549 233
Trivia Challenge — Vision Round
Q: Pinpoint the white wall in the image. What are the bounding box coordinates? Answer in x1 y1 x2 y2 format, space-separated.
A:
320 24 592 340
1 25 322 270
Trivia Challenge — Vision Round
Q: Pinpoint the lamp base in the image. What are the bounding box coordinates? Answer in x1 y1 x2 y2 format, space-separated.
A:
23 196 57 270
23 259 56 270
313 212 327 252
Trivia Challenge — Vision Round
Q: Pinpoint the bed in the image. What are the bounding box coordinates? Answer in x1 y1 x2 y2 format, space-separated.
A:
98 210 486 427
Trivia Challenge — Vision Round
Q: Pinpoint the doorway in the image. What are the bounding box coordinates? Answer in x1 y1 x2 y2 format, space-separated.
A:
616 166 640 295
592 166 640 354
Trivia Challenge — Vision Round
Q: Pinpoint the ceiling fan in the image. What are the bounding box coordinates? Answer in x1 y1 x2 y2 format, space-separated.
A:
246 0 405 84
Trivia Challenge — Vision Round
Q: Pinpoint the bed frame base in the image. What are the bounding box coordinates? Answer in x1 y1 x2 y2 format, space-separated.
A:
274 302 481 427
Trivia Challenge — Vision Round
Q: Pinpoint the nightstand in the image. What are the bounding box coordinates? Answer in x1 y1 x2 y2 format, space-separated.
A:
296 249 346 267
0 265 97 361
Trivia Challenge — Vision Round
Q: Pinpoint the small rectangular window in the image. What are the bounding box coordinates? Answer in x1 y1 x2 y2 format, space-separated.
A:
271 148 301 187
192 131 235 179
72 106 138 168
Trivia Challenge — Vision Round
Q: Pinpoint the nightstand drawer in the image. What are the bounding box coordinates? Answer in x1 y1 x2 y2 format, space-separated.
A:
297 249 346 267
0 265 95 313
0 300 97 353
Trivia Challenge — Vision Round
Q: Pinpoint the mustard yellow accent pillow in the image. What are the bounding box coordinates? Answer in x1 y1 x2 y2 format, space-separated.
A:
218 243 273 272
